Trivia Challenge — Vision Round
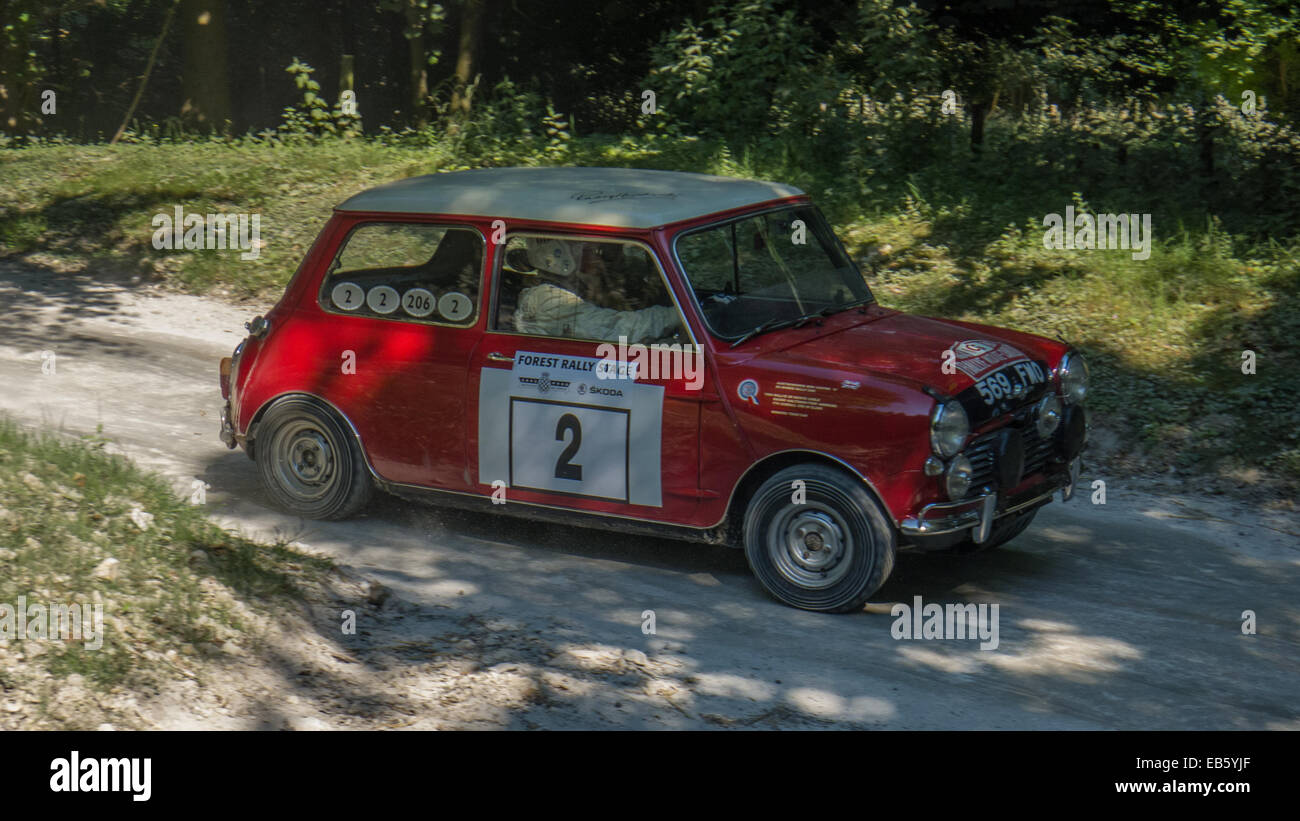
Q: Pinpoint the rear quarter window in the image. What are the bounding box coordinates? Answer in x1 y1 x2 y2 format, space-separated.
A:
320 223 484 325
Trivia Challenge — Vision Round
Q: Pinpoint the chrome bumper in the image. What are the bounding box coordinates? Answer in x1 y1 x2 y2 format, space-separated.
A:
219 401 237 449
899 457 1081 544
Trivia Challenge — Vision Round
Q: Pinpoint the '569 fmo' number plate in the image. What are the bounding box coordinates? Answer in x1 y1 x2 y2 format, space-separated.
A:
975 361 1046 405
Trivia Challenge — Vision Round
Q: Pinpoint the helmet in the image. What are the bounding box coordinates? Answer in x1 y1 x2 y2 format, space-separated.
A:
526 238 581 277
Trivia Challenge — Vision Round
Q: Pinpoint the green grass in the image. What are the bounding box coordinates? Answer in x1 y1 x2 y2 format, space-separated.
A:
1 133 1296 494
841 204 1300 495
0 417 334 697
0 140 437 294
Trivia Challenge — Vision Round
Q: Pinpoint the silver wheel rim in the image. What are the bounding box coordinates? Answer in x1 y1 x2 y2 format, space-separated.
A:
271 420 338 502
766 503 855 589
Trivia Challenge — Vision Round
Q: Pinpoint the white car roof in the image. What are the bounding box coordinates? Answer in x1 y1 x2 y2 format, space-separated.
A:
335 167 805 229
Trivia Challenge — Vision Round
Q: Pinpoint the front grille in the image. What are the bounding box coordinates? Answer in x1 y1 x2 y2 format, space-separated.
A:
967 438 998 489
965 406 1059 492
1022 419 1057 477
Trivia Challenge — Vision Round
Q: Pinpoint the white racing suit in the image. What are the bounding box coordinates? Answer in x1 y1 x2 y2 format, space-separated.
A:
515 283 680 344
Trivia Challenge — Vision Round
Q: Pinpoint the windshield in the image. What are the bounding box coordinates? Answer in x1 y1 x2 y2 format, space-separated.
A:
673 205 873 340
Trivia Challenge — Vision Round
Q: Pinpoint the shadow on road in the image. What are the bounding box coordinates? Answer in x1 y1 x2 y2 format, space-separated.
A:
191 441 1300 729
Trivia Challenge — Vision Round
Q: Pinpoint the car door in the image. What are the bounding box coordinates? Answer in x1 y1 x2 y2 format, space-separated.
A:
466 230 703 524
315 219 485 490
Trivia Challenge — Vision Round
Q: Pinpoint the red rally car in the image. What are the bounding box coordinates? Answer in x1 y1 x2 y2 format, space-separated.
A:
218 167 1089 613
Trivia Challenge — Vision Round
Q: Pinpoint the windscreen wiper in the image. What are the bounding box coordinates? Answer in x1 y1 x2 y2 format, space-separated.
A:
790 309 829 328
730 309 826 348
729 317 786 348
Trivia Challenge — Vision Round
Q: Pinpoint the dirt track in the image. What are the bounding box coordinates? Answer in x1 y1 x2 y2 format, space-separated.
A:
2 257 1298 730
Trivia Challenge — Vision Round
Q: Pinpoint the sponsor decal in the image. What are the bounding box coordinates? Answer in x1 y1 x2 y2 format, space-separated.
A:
518 371 571 394
737 379 760 405
948 339 1031 380
570 190 679 203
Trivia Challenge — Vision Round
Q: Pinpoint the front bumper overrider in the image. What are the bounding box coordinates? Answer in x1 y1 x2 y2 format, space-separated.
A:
899 456 1082 544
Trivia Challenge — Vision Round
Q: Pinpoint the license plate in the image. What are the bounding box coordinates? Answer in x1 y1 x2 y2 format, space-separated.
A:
973 361 1047 406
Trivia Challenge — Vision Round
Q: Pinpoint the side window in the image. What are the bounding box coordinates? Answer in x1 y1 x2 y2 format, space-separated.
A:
493 234 684 344
321 223 483 325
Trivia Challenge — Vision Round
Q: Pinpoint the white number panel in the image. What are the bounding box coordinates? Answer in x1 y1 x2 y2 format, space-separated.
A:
478 351 664 507
510 399 629 501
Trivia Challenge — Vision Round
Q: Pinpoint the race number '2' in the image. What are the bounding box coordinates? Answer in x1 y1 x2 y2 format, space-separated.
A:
555 413 583 480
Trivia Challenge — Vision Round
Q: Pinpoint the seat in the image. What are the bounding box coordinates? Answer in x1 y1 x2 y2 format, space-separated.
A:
422 230 483 292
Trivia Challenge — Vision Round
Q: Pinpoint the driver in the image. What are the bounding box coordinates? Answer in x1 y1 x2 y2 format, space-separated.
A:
514 238 682 343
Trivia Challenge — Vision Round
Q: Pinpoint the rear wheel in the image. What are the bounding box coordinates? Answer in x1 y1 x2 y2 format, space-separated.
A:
254 398 373 520
742 464 895 613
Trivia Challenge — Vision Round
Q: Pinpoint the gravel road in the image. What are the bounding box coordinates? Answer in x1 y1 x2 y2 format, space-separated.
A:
2 258 1297 730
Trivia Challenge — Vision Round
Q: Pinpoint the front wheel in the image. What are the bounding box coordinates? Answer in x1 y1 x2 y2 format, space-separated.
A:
254 398 373 520
742 464 896 613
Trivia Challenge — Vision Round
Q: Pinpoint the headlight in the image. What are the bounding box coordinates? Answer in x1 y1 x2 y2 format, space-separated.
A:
930 400 969 459
945 454 973 500
1035 393 1062 438
1059 352 1089 404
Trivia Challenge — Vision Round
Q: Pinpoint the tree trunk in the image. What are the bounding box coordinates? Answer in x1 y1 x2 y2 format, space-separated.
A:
1197 100 1216 178
968 99 988 155
450 0 486 117
111 0 179 144
339 54 355 96
180 0 231 133
404 0 429 127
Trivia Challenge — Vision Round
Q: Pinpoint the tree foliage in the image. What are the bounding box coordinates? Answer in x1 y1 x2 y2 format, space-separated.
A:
1 0 1299 229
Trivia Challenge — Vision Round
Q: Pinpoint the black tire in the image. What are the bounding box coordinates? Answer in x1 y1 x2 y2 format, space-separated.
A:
254 397 373 520
951 507 1038 555
742 464 896 613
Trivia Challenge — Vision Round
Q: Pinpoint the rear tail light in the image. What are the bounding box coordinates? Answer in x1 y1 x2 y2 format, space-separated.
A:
220 357 232 399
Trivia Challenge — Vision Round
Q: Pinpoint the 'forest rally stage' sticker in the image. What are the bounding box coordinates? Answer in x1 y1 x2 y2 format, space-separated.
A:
948 339 1031 380
477 351 664 507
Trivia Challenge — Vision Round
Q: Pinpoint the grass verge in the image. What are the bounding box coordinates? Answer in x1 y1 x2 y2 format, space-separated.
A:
0 416 335 728
1 137 1295 495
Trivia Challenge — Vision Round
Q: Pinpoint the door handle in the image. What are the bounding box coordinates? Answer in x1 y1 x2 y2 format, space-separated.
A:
487 352 515 363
